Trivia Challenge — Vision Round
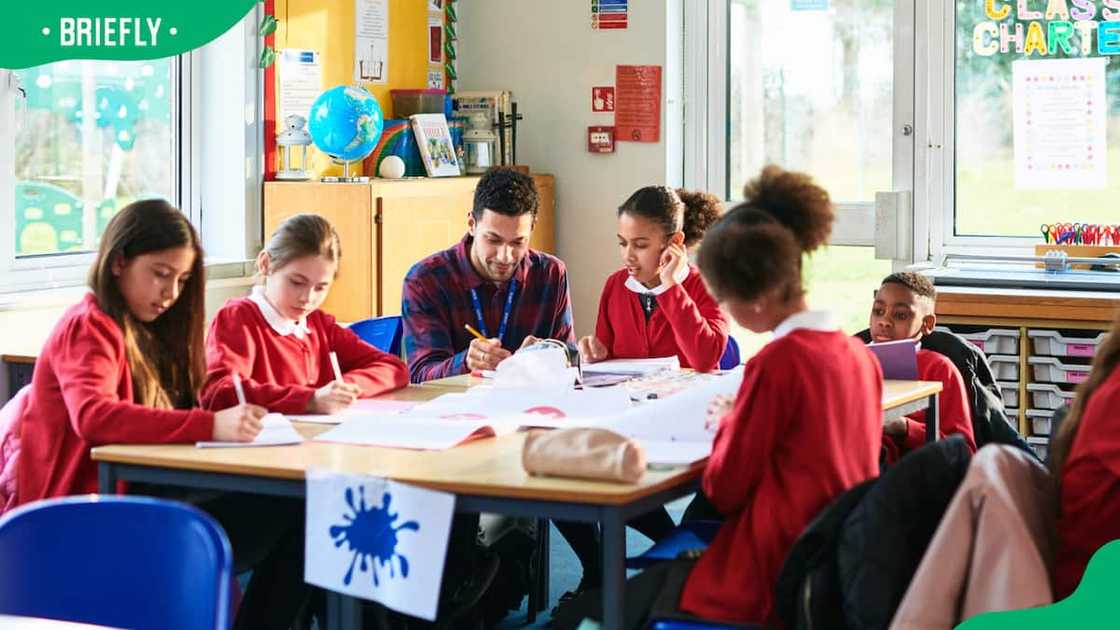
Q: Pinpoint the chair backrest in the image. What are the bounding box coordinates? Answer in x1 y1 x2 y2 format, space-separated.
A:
0 496 232 630
349 315 404 356
719 336 741 370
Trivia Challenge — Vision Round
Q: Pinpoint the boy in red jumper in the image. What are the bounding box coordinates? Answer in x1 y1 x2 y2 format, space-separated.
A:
869 272 976 460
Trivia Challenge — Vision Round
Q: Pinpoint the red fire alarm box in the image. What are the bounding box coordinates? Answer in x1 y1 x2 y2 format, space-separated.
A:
588 126 615 153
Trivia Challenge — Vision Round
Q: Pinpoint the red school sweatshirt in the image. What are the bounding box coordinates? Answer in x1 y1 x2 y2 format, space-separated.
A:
17 293 214 504
594 266 729 371
1054 365 1120 600
679 329 883 625
201 297 409 413
884 349 976 461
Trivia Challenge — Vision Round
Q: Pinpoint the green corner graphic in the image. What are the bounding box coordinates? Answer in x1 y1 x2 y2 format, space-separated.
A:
958 539 1120 628
3 2 258 69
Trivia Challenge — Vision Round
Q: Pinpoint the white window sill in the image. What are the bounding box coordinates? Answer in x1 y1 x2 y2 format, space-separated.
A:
0 259 256 313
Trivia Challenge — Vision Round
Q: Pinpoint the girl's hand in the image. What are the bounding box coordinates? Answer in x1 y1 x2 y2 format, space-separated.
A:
212 404 267 442
658 243 689 288
308 380 361 414
704 395 734 431
578 335 608 363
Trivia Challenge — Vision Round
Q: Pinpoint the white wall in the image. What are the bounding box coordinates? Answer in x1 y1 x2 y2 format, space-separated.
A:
458 1 682 335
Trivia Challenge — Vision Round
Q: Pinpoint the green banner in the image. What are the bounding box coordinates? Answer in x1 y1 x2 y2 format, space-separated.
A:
2 2 258 69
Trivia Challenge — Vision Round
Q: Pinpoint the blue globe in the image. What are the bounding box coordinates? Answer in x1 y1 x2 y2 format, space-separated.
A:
308 85 384 164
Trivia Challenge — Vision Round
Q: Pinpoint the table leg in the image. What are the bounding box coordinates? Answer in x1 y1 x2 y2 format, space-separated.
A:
325 592 360 630
98 462 117 494
925 393 940 444
600 509 626 630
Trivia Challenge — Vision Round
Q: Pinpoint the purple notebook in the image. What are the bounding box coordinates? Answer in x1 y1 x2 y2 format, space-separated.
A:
867 339 920 380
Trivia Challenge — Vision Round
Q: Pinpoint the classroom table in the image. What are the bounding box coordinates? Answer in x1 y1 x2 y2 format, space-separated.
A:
92 377 940 630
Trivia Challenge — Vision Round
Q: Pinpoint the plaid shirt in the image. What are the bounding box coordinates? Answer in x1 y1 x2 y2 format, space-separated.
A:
401 233 575 383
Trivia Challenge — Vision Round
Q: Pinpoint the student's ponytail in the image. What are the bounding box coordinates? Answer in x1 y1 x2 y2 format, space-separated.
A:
1050 312 1120 492
697 165 833 302
618 186 722 248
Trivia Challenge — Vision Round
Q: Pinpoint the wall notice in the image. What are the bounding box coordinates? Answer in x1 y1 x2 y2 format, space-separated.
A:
615 65 661 143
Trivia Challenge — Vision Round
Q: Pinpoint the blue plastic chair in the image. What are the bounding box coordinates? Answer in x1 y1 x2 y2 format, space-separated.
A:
0 495 232 630
349 315 404 356
719 336 741 370
625 520 722 570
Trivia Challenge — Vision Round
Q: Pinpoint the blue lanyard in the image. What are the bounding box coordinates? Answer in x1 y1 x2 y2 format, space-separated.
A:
469 278 518 344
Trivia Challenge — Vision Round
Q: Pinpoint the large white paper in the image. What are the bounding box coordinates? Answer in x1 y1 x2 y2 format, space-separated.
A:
355 0 389 83
1013 58 1107 190
411 386 632 424
196 414 303 448
313 414 526 450
287 399 421 425
638 440 713 466
305 470 454 621
277 49 322 124
581 356 681 376
608 367 744 445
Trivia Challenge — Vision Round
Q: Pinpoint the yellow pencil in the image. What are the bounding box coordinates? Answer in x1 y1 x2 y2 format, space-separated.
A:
464 323 487 341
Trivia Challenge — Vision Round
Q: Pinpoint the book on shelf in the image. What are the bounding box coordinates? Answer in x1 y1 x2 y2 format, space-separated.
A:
409 113 461 177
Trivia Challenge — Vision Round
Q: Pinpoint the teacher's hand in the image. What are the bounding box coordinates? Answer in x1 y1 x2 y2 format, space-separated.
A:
467 337 511 371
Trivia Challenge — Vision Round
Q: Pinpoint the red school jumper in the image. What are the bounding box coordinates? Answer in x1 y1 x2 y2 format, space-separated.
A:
882 349 976 463
679 320 883 625
1054 365 1120 599
17 294 214 504
201 294 408 413
595 266 729 371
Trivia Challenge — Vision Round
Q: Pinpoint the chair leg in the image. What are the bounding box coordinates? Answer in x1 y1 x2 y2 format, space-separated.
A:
526 518 551 623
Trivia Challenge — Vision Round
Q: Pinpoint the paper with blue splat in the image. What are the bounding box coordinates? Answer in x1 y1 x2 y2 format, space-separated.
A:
305 469 455 621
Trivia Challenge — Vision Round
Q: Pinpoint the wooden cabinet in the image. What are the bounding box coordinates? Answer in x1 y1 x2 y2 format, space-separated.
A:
264 175 556 322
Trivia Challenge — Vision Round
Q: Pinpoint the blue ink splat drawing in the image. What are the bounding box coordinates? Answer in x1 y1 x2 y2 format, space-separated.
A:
330 486 421 587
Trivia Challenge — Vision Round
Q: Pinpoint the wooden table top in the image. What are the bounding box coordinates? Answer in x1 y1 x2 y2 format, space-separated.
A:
92 378 939 505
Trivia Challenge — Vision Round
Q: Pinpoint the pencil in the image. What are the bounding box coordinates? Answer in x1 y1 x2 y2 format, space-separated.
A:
329 351 344 382
232 372 247 406
464 323 487 341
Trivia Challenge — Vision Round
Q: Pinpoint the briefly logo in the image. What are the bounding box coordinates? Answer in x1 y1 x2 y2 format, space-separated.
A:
53 17 172 48
329 486 420 587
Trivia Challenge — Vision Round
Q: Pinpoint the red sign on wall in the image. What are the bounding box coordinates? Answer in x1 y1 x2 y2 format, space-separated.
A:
592 86 615 112
615 65 661 143
588 126 616 153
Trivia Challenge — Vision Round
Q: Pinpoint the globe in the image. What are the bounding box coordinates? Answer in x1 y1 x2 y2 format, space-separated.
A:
307 85 384 164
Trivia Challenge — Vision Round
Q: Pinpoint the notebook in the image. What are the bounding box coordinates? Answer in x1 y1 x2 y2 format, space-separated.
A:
581 356 681 377
313 414 529 450
197 413 303 448
867 339 920 380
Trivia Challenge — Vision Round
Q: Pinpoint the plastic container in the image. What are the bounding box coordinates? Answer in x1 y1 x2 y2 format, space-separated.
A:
1027 436 1049 461
1026 383 1076 410
1028 329 1107 358
391 88 448 119
997 381 1019 408
1004 407 1020 422
1026 409 1053 436
1028 357 1092 384
988 355 1020 381
935 325 1019 355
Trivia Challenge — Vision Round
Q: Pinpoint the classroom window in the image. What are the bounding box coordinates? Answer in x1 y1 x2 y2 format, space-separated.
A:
11 60 175 258
952 1 1120 239
726 0 894 204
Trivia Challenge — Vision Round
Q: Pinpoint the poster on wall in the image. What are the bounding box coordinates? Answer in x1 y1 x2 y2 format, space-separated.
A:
278 49 322 123
355 0 389 84
615 65 661 143
1013 58 1107 190
592 0 628 30
428 16 442 64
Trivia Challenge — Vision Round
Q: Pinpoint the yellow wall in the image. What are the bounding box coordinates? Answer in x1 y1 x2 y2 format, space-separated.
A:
275 0 435 177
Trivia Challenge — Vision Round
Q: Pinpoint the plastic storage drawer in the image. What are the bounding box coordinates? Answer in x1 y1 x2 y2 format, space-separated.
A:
1028 357 1092 384
936 326 1019 355
1026 383 1076 410
1027 409 1053 436
988 355 1020 381
1027 436 1049 461
1028 329 1106 358
997 382 1019 408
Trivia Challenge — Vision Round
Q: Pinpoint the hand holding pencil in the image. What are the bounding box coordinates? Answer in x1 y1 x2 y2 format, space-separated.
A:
211 371 266 442
464 324 511 371
306 351 361 414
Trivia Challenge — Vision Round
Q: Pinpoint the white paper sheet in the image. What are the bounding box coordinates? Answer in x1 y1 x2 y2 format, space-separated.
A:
411 386 632 423
355 0 389 83
581 356 680 376
287 399 421 425
638 440 712 466
305 470 454 620
277 49 321 124
313 414 525 450
196 413 303 448
608 367 744 445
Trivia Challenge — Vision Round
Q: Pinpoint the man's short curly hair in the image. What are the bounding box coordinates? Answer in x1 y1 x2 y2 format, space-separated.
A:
881 271 937 301
472 168 539 221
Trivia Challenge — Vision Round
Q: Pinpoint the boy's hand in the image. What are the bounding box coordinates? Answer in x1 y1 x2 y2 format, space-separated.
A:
883 416 908 437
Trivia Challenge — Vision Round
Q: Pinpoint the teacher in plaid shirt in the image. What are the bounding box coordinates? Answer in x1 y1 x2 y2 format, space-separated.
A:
401 167 576 384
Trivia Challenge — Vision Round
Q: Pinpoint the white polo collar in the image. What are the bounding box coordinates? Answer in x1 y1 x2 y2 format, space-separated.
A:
248 285 311 339
773 310 837 339
624 264 691 297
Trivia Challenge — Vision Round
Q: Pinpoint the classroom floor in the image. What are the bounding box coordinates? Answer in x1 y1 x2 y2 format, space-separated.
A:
495 496 691 629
